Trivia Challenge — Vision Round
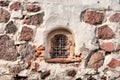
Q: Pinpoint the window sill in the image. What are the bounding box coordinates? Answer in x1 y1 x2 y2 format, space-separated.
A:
45 58 82 63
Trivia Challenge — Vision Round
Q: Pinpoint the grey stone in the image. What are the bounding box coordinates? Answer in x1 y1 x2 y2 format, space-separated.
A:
41 70 50 79
67 70 76 77
19 44 36 62
0 35 17 61
0 1 9 7
5 21 17 34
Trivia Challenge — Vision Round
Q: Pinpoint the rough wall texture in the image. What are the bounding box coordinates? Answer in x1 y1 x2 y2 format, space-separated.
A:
0 0 120 80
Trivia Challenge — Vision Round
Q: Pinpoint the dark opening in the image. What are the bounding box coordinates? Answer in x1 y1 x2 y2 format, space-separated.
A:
50 34 68 58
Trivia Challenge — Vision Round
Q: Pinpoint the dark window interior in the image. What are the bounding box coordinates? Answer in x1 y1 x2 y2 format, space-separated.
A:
50 34 68 58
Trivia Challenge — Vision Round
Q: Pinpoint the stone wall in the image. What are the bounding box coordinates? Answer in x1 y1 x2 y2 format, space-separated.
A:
0 0 120 80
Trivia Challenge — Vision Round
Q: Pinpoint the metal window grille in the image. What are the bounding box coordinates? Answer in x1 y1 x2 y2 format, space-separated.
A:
50 34 68 58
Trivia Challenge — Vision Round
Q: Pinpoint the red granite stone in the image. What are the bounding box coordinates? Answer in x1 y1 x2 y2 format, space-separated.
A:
100 42 114 52
24 12 44 26
107 58 120 68
87 52 104 68
10 2 22 11
109 13 120 22
25 4 41 12
98 25 114 39
82 11 104 25
0 8 10 23
19 26 33 41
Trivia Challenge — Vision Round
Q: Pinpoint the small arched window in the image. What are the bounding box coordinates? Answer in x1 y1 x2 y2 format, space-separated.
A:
45 28 82 63
45 28 78 62
50 34 68 58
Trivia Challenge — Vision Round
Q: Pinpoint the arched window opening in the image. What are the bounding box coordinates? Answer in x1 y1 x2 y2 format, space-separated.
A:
45 28 81 63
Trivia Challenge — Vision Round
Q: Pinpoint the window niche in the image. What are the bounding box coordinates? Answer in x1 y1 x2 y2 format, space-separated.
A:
45 28 81 63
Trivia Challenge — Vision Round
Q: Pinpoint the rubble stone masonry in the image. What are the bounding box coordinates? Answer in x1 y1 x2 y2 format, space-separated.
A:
0 0 120 80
